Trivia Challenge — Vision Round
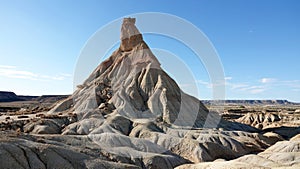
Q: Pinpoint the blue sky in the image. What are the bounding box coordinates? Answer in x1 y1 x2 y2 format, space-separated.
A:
0 0 299 102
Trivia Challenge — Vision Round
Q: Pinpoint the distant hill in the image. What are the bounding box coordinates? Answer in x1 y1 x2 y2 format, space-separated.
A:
0 91 70 102
202 100 299 105
0 91 24 102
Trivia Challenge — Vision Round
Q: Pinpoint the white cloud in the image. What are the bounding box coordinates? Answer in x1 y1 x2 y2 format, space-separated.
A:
237 85 264 91
222 77 268 94
196 80 212 88
0 67 38 80
197 79 229 89
230 83 249 90
250 88 265 94
246 86 266 94
282 80 300 88
60 73 72 77
225 77 232 81
181 77 300 101
0 65 16 69
260 79 300 90
196 77 273 95
181 76 300 102
229 78 300 95
0 65 71 81
261 78 277 84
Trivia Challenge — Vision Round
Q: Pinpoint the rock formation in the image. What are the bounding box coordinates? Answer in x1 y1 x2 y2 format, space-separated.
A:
176 134 300 169
65 17 212 132
236 112 281 129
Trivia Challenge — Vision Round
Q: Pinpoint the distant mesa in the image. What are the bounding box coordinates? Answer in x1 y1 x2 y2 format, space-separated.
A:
0 91 69 102
202 100 298 105
0 91 23 102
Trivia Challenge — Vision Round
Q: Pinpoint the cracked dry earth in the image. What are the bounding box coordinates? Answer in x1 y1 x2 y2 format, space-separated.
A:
0 18 300 169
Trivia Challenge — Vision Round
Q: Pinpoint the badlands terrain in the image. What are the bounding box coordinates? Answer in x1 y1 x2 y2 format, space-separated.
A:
0 18 300 169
